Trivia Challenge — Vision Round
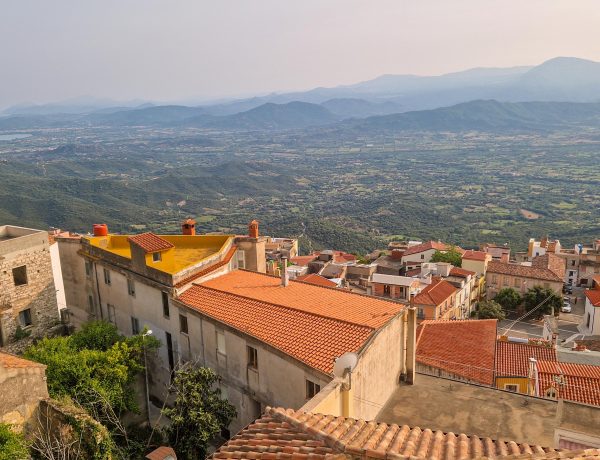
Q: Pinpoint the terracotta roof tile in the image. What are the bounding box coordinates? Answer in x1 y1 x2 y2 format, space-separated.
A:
449 267 476 278
200 270 403 328
416 320 497 385
401 241 450 257
412 279 457 307
461 250 489 261
213 407 597 460
495 341 557 377
128 232 174 253
175 245 238 288
487 261 562 283
585 289 600 307
0 351 45 369
145 446 177 460
538 361 600 406
178 285 373 374
295 274 338 288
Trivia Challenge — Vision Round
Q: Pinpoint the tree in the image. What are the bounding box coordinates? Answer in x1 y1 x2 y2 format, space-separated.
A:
523 286 562 318
476 300 506 319
431 246 462 267
0 424 28 460
494 288 521 312
163 365 237 460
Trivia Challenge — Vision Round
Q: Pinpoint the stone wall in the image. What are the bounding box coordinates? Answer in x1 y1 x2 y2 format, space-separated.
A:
0 227 59 349
0 362 48 427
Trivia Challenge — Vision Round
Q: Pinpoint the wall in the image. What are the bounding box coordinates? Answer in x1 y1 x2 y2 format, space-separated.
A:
0 228 59 348
461 259 487 277
495 376 529 394
486 273 562 298
0 364 48 427
555 400 600 449
401 249 436 265
582 298 600 335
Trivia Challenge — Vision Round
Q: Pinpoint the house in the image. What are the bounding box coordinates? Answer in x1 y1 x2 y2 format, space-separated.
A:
400 240 461 266
370 273 420 301
581 282 600 335
485 254 564 298
461 250 491 276
177 269 412 433
0 225 61 349
264 237 298 261
494 339 557 394
480 243 511 263
0 351 48 426
412 278 458 320
416 319 497 386
373 249 405 276
212 406 600 460
536 361 600 406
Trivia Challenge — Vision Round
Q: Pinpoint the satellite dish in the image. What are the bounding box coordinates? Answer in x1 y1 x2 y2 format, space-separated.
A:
333 352 358 378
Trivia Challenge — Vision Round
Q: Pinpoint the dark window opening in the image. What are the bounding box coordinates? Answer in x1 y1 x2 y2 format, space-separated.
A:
162 292 170 318
12 266 27 286
179 314 188 334
247 346 258 369
306 379 321 399
19 308 32 327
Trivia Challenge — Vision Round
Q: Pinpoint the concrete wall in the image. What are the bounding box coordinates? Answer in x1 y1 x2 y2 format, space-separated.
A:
556 400 600 449
0 226 59 348
401 248 437 265
486 273 562 298
0 363 48 427
582 297 600 335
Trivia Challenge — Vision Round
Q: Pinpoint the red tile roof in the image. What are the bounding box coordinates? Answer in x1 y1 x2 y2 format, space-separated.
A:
449 267 476 278
495 341 557 377
295 273 338 288
128 232 174 253
212 406 591 460
462 250 489 261
487 261 563 282
416 320 497 385
585 289 600 307
145 446 177 460
412 279 457 307
200 270 403 328
290 255 317 266
401 241 450 257
174 245 238 288
178 285 373 374
538 360 600 406
0 351 45 369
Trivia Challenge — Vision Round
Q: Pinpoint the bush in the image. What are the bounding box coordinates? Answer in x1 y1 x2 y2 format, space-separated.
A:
0 424 28 460
494 288 521 312
476 300 506 319
431 246 462 267
523 286 562 318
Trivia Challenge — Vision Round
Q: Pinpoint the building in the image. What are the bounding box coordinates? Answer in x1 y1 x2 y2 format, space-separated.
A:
485 254 564 298
264 237 298 261
480 243 511 263
0 225 60 348
400 240 461 266
416 319 497 386
176 269 412 433
412 278 458 320
212 406 600 460
494 339 557 394
295 273 339 287
0 351 48 426
581 279 600 335
370 274 420 302
536 361 600 406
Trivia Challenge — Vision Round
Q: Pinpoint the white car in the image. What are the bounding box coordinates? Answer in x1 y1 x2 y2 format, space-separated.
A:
561 302 572 313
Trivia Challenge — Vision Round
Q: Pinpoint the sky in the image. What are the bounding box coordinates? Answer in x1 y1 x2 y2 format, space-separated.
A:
1 0 600 108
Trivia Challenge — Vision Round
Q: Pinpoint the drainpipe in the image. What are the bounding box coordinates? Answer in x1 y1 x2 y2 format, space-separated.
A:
406 307 417 385
528 357 539 397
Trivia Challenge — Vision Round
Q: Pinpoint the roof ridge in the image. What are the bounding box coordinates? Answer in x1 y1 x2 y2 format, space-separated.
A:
188 283 377 331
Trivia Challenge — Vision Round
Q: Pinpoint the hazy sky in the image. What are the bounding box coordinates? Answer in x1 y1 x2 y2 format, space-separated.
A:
1 0 600 108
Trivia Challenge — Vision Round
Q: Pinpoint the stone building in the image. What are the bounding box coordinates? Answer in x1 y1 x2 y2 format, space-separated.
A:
0 225 59 348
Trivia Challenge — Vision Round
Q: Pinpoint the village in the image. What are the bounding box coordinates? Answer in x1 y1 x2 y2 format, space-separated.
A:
1 218 600 458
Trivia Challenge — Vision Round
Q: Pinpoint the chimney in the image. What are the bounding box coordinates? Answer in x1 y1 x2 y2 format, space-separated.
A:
249 220 259 239
182 218 196 236
93 224 108 236
391 249 403 260
528 357 539 397
500 252 510 263
281 257 289 287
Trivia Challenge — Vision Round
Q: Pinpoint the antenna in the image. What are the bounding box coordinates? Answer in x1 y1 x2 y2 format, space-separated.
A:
333 352 358 390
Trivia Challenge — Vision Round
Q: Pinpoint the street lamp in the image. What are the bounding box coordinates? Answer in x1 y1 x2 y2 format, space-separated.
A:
142 330 153 425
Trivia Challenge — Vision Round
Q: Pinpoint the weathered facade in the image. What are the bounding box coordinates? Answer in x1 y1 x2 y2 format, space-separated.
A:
0 225 59 348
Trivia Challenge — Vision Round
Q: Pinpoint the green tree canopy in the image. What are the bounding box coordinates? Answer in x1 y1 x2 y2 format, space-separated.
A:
431 246 462 267
0 424 28 460
476 300 506 319
494 288 522 312
523 286 562 318
163 365 237 460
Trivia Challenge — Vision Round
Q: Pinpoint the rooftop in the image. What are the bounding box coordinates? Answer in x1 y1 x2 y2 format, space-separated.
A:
0 351 45 369
538 361 600 407
213 405 594 460
462 250 489 261
401 241 452 257
372 273 418 287
295 273 339 288
0 225 45 242
412 279 457 307
585 289 600 307
200 270 403 328
86 233 232 275
495 341 557 377
416 320 497 386
487 261 563 283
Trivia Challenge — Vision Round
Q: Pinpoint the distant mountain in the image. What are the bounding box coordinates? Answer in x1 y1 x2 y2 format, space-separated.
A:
201 101 338 130
2 96 151 115
320 98 404 118
343 100 600 133
89 105 209 126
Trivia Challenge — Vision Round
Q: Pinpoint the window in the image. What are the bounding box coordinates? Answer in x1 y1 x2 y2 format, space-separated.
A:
417 308 425 319
107 304 116 324
383 284 391 296
216 331 226 355
127 279 135 297
492 275 497 284
88 295 94 312
179 314 188 334
504 384 518 392
503 277 509 286
85 260 92 277
306 379 321 399
247 346 258 369
571 260 576 267
162 292 170 318
18 308 32 327
166 332 175 373
131 316 140 335
103 268 111 285
420 254 425 260
514 278 520 287
236 251 245 269
152 252 162 262
12 266 27 286
546 387 557 398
